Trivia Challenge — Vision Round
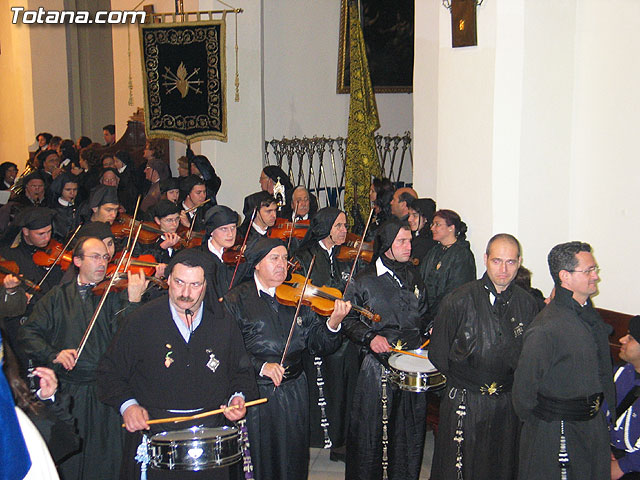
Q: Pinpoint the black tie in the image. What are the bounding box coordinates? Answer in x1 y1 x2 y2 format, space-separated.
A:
78 283 96 300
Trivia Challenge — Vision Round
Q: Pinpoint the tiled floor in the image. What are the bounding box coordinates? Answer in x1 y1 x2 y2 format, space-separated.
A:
308 430 434 480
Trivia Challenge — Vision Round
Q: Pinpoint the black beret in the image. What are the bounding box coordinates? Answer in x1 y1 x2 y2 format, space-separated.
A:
298 207 342 251
76 221 113 241
99 167 120 180
204 205 238 235
15 207 55 230
36 149 58 166
147 158 170 181
49 172 78 197
263 165 292 190
166 248 213 278
629 316 640 342
153 199 181 219
159 177 180 194
374 217 410 260
180 174 205 194
242 191 275 218
245 237 285 267
22 170 45 186
89 185 119 208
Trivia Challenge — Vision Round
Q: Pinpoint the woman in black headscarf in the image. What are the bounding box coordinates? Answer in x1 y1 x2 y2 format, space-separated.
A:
419 209 476 318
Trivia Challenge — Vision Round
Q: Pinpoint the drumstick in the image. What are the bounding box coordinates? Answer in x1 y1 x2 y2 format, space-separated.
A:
389 348 430 361
121 398 268 428
419 338 430 349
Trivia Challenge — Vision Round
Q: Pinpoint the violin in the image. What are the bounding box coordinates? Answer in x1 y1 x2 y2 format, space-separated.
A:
276 273 380 322
268 219 310 241
111 214 165 244
336 232 374 263
107 253 158 277
92 272 167 296
32 239 73 271
0 258 40 291
222 245 245 266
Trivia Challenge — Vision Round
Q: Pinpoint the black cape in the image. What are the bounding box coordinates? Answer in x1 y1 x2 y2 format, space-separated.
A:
342 259 429 480
512 286 614 480
98 295 258 480
429 275 540 480
224 279 342 480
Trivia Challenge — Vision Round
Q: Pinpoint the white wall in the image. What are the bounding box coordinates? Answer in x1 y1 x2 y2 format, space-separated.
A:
414 0 640 313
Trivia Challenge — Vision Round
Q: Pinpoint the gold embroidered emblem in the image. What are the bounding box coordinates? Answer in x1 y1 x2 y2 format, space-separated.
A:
162 62 203 98
480 382 501 395
591 396 601 415
393 340 406 350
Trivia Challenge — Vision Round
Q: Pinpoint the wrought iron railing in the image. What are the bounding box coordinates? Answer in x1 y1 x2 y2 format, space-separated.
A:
263 132 412 209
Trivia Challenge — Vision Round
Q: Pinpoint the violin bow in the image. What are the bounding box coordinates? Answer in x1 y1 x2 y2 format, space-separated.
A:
184 198 211 215
125 195 142 253
76 248 130 361
344 207 375 294
32 223 83 294
228 207 257 292
286 202 300 252
277 255 316 389
123 223 144 273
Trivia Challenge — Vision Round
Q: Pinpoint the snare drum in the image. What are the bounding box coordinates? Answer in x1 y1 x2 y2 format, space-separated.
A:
387 349 446 392
149 426 241 471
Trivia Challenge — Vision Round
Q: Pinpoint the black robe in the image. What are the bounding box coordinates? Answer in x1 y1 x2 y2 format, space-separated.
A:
198 241 252 300
342 260 429 480
17 279 136 480
224 279 342 480
294 242 359 449
98 295 258 480
411 226 436 264
0 240 63 363
419 239 476 317
512 286 615 480
429 275 540 480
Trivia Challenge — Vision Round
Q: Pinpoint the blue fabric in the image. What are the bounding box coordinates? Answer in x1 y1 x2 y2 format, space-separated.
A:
0 339 31 480
609 363 640 473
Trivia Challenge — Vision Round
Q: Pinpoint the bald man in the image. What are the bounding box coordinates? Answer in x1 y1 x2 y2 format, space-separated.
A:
390 187 418 219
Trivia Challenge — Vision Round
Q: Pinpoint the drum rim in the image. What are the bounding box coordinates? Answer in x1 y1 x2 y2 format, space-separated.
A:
388 348 437 373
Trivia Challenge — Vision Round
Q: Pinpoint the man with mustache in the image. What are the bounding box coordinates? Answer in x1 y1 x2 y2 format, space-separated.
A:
224 237 351 480
98 248 257 479
18 236 147 480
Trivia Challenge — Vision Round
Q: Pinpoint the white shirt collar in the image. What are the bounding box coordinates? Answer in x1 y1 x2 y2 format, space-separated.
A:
169 299 204 343
375 257 392 277
58 197 73 207
118 164 127 174
208 238 224 261
254 274 276 297
252 222 267 236
319 239 333 256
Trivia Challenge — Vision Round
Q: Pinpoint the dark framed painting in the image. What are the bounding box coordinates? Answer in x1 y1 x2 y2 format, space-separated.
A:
337 0 414 94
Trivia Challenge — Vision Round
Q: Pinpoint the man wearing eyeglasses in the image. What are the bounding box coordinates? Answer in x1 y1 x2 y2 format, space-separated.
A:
18 236 148 480
430 233 540 480
513 241 614 480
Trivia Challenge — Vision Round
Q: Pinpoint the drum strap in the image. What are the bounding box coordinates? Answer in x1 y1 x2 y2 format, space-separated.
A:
238 419 255 480
313 356 333 449
453 388 467 480
559 420 569 480
381 366 390 480
135 434 150 480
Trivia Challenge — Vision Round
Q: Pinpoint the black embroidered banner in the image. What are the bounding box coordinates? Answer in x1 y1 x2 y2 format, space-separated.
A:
140 19 227 142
